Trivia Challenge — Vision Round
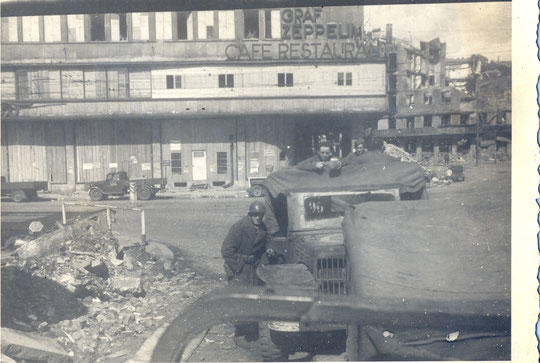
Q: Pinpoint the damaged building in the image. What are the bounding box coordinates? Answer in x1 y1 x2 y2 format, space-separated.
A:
375 40 511 163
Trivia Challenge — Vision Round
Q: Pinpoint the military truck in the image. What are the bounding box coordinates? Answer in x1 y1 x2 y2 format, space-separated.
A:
256 155 427 360
1 176 48 202
85 171 167 201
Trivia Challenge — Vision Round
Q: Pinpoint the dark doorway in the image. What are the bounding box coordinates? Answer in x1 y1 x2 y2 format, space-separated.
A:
293 118 352 164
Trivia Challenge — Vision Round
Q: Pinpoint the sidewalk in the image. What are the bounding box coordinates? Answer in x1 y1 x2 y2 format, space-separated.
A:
41 187 252 202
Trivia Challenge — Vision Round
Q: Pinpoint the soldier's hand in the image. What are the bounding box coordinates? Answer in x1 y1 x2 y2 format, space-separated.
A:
315 162 324 169
266 248 276 258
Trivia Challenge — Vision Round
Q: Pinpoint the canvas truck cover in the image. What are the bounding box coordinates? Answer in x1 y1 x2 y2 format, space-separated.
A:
263 158 425 198
343 199 510 360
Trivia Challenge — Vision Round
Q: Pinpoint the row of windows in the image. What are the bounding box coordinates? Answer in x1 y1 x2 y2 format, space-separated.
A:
2 69 360 100
170 152 228 175
388 114 470 130
1 10 281 43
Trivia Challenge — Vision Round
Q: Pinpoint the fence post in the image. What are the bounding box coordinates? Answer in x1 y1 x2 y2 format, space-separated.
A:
141 209 146 244
106 206 112 231
129 182 137 203
61 202 67 225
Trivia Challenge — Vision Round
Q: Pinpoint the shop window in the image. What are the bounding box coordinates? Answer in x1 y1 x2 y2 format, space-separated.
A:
423 115 433 127
1 17 19 42
424 93 432 105
218 74 234 88
176 12 193 40
107 69 128 98
217 152 228 174
171 152 182 175
218 11 235 39
22 16 40 42
155 12 173 40
17 70 61 100
264 10 280 39
84 70 107 98
61 70 84 99
441 114 450 126
197 11 215 40
44 16 62 42
1 72 16 99
243 9 259 39
67 15 85 42
90 14 106 41
460 114 470 125
129 70 151 98
278 73 293 87
111 14 128 41
166 75 182 89
132 13 150 40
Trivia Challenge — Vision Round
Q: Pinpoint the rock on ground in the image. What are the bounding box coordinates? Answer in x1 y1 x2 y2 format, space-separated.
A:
1 327 72 363
110 276 144 296
145 242 175 261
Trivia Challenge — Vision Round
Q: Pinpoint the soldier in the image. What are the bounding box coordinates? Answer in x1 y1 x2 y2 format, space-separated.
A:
341 139 366 166
221 201 268 347
296 142 342 174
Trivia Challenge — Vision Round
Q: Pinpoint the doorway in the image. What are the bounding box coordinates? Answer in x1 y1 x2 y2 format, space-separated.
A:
191 151 207 181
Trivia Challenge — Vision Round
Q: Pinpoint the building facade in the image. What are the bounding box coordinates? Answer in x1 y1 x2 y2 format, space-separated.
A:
1 6 393 191
374 42 511 162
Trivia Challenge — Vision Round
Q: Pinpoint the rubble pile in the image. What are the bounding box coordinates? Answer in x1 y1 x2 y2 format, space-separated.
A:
1 212 213 362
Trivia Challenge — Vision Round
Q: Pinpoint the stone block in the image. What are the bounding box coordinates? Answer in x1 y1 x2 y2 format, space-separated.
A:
17 227 71 259
1 327 72 363
145 242 175 261
110 276 144 296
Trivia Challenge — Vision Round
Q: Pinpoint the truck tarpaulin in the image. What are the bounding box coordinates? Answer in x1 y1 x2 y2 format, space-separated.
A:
343 199 510 360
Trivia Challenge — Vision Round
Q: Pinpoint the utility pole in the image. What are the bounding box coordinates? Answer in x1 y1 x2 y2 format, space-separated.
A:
474 73 480 167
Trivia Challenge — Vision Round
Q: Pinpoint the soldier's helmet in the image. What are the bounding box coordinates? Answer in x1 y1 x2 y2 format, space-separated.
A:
248 201 266 215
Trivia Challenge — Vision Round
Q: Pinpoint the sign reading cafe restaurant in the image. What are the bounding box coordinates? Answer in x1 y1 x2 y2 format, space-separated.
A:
225 7 382 61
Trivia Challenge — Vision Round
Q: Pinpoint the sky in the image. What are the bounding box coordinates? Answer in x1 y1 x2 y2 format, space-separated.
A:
363 2 511 61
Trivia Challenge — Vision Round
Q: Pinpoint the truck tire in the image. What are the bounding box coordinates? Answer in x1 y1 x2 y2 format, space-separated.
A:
138 186 152 201
11 189 28 203
250 185 265 198
259 322 288 362
89 187 104 201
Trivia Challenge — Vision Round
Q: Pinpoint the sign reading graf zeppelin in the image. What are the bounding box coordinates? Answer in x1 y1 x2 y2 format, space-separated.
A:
225 7 381 61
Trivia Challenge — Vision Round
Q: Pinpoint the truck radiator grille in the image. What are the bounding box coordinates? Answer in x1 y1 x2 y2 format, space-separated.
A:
315 257 347 295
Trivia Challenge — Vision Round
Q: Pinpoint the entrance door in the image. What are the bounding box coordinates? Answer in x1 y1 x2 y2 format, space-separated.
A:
191 151 207 181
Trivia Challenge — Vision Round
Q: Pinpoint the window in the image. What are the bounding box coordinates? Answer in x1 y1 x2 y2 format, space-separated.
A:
18 70 62 100
218 11 235 39
243 9 259 39
107 69 128 98
22 16 40 42
1 18 19 42
176 12 193 40
1 72 17 99
346 72 352 86
217 152 228 174
171 152 182 175
279 151 286 161
423 115 433 127
166 75 182 89
406 94 415 108
44 16 62 42
218 74 234 88
278 73 293 87
132 13 150 40
460 114 470 125
441 114 450 126
406 117 414 129
197 11 215 39
111 14 128 41
264 10 280 39
424 93 432 105
61 70 84 99
429 75 435 86
442 90 452 103
67 15 85 42
90 14 106 41
155 12 173 40
84 70 107 98
129 70 152 98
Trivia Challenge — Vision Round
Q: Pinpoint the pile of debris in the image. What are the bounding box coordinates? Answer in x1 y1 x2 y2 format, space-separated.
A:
1 211 209 362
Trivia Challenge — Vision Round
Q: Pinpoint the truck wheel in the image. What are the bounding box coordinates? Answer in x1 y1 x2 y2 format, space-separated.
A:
12 189 28 203
89 188 104 201
137 186 152 201
259 323 288 362
250 185 265 198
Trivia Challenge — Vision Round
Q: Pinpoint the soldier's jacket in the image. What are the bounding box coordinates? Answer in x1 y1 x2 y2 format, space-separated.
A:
221 216 267 286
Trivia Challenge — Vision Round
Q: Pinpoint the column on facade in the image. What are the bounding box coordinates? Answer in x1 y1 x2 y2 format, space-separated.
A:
415 140 423 160
433 139 440 162
151 120 162 178
64 121 77 191
451 140 458 156
235 120 247 187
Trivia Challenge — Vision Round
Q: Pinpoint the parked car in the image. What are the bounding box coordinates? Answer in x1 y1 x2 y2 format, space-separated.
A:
1 176 48 202
85 172 167 201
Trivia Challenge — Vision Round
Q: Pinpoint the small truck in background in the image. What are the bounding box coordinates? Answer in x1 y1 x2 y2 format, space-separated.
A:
1 176 48 202
85 171 167 201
